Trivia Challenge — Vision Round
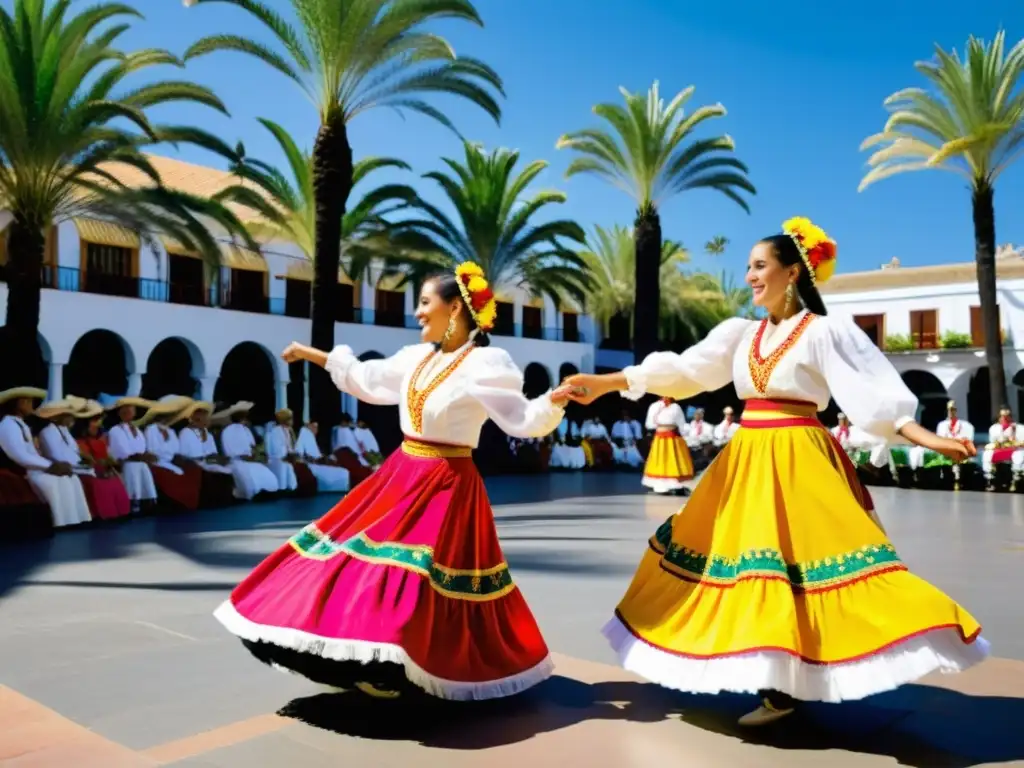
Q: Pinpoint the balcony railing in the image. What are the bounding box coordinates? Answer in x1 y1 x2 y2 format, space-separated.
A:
16 265 587 340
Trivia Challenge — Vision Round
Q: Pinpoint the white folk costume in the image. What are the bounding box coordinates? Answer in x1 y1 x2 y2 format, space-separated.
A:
0 414 91 527
549 418 586 469
295 426 350 493
220 422 281 499
146 423 184 475
611 419 644 468
685 415 713 450
215 338 565 700
107 420 158 509
642 399 693 493
264 423 300 492
982 414 1024 477
39 423 94 477
606 308 987 706
179 426 235 476
909 403 975 470
332 422 370 467
712 408 740 447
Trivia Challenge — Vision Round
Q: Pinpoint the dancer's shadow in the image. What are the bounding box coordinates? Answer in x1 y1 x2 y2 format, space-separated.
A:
675 685 1024 768
278 677 1024 763
278 676 681 749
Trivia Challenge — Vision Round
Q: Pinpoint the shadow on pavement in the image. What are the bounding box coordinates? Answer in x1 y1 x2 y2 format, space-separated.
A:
278 676 681 750
278 677 1024 764
675 684 1024 767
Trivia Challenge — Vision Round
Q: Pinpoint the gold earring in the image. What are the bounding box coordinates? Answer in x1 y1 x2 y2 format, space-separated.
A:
442 316 455 345
785 283 796 314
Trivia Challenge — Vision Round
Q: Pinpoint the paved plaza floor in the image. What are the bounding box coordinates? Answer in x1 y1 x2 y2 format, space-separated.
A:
1 473 1023 766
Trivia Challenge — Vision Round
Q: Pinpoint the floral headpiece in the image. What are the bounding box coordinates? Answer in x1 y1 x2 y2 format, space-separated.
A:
454 261 497 332
781 216 837 285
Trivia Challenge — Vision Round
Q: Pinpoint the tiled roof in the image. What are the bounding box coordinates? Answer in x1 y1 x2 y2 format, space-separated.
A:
96 153 262 220
819 250 1024 294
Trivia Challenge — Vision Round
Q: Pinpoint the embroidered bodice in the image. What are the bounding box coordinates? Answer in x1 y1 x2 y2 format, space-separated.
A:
325 341 564 448
623 310 918 444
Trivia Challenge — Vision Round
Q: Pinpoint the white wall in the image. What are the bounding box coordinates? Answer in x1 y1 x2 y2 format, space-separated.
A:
823 279 1024 418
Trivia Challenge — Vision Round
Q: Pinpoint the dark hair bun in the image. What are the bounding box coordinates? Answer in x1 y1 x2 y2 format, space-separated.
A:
474 331 491 348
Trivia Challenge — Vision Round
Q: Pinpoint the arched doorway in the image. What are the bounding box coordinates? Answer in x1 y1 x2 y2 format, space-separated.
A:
214 342 276 425
143 338 203 400
900 370 948 431
1013 369 1024 420
967 367 991 427
0 328 49 391
523 362 551 399
356 351 401 455
63 330 133 400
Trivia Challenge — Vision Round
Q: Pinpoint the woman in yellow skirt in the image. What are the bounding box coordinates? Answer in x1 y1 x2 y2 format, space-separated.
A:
559 217 985 727
643 397 693 493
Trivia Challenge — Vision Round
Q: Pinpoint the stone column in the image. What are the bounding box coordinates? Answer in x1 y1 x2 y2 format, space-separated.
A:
276 379 289 411
47 363 63 401
126 372 143 397
198 376 217 402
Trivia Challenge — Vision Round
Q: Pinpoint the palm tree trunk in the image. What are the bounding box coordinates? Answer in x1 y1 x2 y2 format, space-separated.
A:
972 182 1006 420
308 115 354 442
2 216 46 390
633 206 662 364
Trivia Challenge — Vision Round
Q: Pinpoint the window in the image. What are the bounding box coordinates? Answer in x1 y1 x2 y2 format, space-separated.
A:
83 242 136 297
284 278 311 318
375 289 405 327
562 312 579 342
168 254 207 307
970 305 1001 347
854 314 884 346
909 309 938 350
493 301 514 336
522 305 542 339
602 311 631 350
222 269 268 313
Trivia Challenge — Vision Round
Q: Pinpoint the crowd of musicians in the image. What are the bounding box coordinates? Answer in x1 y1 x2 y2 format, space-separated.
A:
0 387 384 541
2 382 1020 543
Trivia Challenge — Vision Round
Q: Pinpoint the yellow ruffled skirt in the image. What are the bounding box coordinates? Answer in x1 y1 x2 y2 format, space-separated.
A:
642 430 694 493
604 399 988 703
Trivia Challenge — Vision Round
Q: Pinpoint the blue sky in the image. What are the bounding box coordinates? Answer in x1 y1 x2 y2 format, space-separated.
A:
125 0 1024 278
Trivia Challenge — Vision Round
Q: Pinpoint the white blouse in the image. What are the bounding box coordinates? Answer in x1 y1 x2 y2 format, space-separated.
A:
325 341 564 448
178 427 219 459
108 423 147 461
145 424 180 462
623 310 918 444
647 401 687 431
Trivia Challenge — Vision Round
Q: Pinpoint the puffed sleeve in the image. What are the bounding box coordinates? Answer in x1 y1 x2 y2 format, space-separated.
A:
818 316 918 443
621 317 751 400
324 343 428 406
465 348 565 438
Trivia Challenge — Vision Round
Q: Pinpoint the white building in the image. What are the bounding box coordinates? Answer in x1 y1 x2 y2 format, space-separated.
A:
819 247 1024 429
0 155 597 431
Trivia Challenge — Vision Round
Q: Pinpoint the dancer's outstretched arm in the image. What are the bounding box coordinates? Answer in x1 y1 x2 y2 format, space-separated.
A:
282 341 425 406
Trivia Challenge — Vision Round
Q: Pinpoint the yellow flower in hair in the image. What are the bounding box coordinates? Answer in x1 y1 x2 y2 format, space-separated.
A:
455 261 483 278
476 300 498 330
467 275 488 293
813 256 836 284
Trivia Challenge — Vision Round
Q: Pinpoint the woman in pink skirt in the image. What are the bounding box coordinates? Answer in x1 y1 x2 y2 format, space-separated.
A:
215 262 569 700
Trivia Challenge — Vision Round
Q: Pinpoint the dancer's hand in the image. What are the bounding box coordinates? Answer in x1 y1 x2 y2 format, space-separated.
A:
556 373 619 406
281 341 308 363
933 437 976 462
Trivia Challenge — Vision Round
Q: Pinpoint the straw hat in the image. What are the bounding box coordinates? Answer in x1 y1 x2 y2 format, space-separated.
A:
105 396 154 411
947 400 957 410
135 395 196 427
275 408 293 422
36 398 80 419
210 401 254 426
74 399 105 419
0 387 48 407
176 400 214 422
723 406 734 415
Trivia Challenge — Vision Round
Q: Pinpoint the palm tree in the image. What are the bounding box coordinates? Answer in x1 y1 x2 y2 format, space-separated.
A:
579 224 736 345
215 119 421 419
215 119 420 278
859 31 1024 419
557 82 755 363
394 141 589 310
0 0 253 384
182 0 503 426
704 235 729 257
